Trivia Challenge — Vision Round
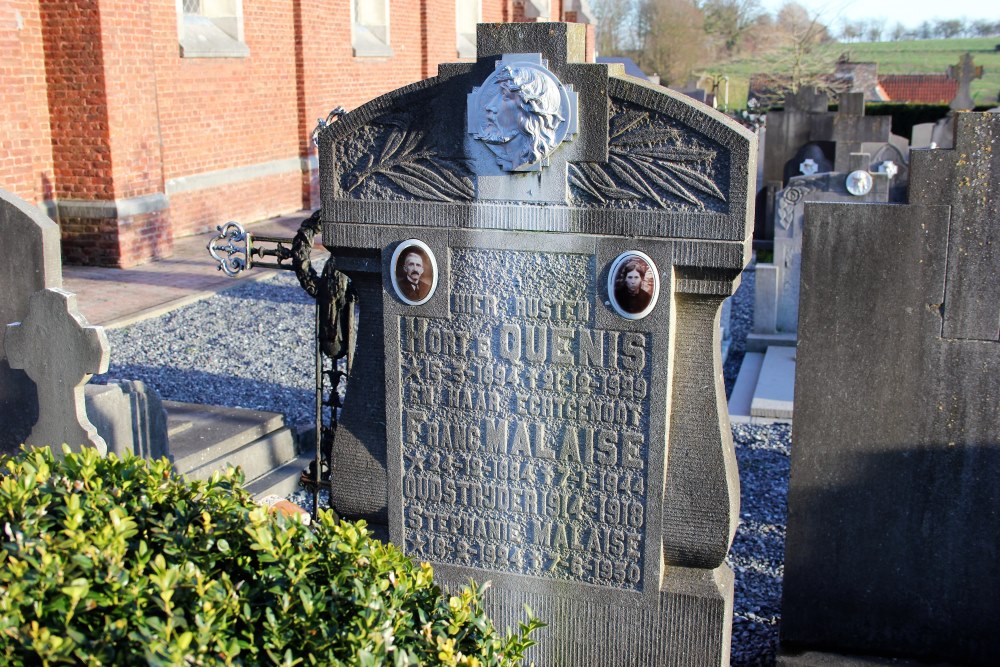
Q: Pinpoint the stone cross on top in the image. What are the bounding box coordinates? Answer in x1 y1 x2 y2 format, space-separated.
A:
948 52 983 111
5 288 110 454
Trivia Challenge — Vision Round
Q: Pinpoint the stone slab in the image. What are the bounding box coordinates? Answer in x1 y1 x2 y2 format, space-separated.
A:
85 379 169 459
165 401 296 483
783 131 1000 664
0 188 62 454
750 346 795 419
728 351 763 423
745 331 797 353
778 650 962 666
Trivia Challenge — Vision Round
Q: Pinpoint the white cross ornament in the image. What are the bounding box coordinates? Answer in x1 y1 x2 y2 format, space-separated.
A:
878 160 898 179
799 158 819 176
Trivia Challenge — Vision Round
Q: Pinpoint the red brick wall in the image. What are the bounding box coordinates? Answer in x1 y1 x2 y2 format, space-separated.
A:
39 0 114 201
0 1 54 204
5 0 583 267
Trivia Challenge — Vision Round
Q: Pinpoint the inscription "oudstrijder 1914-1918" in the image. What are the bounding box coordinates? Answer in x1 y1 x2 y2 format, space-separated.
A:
399 249 651 590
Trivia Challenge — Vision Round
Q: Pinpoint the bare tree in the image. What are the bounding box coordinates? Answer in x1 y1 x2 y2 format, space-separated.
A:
840 21 862 42
633 0 711 87
591 0 642 56
934 19 964 38
750 2 843 108
699 0 764 55
865 19 884 42
970 19 1000 38
889 22 907 41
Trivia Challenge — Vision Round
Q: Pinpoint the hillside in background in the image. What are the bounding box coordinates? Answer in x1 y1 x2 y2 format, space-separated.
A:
712 37 1000 111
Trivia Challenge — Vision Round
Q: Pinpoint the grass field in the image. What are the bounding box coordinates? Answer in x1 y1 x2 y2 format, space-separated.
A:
710 37 1000 111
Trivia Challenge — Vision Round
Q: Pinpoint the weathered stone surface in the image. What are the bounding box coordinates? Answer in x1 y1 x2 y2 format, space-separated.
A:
5 288 110 454
317 22 754 665
0 188 62 455
85 379 169 458
781 112 1000 665
754 168 889 336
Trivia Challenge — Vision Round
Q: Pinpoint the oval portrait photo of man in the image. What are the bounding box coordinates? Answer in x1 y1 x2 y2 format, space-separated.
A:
391 240 437 306
608 251 659 320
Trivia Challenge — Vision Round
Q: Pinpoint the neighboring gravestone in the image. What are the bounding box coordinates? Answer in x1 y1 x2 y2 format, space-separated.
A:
85 380 170 459
5 288 110 454
316 22 754 665
751 154 889 343
948 52 983 111
780 112 999 665
760 89 904 242
0 188 62 455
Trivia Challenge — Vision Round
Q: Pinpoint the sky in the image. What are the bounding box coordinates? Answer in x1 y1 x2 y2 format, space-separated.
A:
758 0 1000 31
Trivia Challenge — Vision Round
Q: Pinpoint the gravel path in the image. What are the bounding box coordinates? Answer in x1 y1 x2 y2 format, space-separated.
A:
95 260 787 666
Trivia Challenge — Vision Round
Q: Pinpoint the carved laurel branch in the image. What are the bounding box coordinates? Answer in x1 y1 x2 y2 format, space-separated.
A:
343 113 474 202
570 109 726 208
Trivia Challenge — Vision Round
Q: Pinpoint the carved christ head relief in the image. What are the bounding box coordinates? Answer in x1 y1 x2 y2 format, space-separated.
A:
469 56 576 172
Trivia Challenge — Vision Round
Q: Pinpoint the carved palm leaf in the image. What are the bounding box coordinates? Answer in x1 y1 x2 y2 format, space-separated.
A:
573 107 726 208
345 116 473 201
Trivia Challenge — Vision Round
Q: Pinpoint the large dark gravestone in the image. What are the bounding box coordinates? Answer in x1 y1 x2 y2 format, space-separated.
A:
0 188 63 455
781 112 1000 666
317 23 755 665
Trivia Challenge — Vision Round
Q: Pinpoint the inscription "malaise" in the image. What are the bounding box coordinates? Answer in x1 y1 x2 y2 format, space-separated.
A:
398 248 652 590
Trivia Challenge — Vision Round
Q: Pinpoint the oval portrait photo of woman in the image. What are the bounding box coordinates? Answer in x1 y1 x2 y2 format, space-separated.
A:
608 251 659 320
391 239 437 306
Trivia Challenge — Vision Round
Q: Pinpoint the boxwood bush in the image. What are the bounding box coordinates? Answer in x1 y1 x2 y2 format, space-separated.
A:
0 447 541 666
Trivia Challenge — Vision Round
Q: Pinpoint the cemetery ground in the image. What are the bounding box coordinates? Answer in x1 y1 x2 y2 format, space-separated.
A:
715 36 1000 111
69 218 785 666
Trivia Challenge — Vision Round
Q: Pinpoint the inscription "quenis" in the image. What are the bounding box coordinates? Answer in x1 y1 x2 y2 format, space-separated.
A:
398 248 651 590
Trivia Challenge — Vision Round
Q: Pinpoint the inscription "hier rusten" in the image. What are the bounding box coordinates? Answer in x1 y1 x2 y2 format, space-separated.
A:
399 249 651 590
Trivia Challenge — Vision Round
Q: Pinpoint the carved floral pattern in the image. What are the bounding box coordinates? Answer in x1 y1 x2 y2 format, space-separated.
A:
342 113 474 202
570 104 726 210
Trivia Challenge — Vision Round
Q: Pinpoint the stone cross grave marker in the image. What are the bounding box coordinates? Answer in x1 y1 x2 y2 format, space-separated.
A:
948 52 983 111
0 188 63 454
5 288 110 454
313 23 755 665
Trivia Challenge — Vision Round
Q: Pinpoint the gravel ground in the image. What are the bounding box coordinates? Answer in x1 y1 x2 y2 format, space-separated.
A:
95 259 788 666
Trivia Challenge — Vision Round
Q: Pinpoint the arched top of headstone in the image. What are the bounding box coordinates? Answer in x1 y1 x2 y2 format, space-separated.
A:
318 22 755 242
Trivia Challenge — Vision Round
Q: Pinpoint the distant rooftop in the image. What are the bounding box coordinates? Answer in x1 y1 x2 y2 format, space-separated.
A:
597 56 652 81
879 74 958 105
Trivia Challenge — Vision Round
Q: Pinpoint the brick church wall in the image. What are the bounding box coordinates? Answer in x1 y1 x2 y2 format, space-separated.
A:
3 0 596 267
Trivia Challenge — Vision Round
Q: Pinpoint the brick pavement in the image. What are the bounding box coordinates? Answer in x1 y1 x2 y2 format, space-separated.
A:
63 210 321 328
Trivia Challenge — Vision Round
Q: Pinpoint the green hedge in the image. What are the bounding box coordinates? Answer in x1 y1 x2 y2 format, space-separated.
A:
0 447 541 666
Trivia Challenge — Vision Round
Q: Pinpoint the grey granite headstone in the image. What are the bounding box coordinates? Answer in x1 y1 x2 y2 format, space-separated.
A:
752 156 889 340
316 23 754 665
5 288 110 454
0 188 62 455
780 112 1000 665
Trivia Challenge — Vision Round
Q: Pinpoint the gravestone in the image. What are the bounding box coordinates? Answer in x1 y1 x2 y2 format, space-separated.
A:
761 89 904 242
5 288 110 454
947 52 983 111
752 153 890 342
85 380 170 459
0 188 62 455
780 112 999 665
316 22 754 665
732 155 890 424
1 187 168 459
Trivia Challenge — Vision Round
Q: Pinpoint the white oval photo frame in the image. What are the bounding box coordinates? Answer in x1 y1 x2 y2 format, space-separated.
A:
608 251 659 320
391 240 438 306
